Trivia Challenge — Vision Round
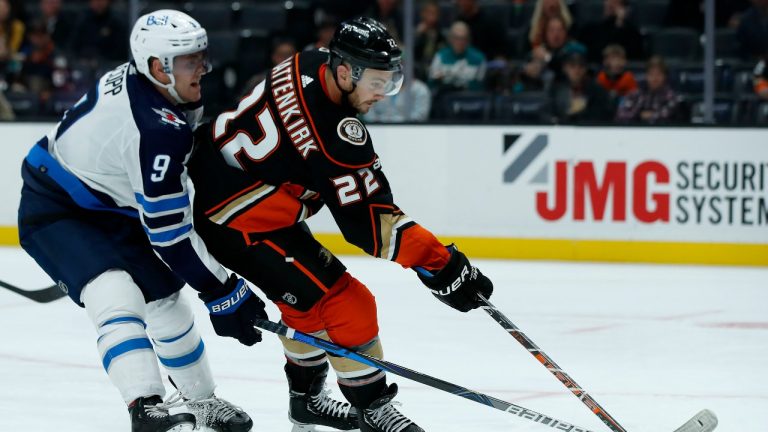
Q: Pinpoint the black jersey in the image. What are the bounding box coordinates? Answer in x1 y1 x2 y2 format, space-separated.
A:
190 50 449 270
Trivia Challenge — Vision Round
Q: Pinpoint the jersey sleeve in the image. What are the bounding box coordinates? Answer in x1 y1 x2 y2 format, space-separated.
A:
311 118 449 270
127 126 229 292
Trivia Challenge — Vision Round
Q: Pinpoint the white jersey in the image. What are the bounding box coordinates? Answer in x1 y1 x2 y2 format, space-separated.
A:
38 62 227 291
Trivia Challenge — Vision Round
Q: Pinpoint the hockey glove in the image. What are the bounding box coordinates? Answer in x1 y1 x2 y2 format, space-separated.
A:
199 275 267 346
416 245 493 312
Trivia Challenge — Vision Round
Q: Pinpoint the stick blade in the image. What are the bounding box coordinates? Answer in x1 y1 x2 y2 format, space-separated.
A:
672 409 718 432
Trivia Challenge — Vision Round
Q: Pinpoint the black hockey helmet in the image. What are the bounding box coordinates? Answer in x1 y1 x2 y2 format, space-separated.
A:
329 17 403 95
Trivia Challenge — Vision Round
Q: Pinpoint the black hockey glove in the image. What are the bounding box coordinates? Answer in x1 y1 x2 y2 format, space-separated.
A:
416 245 493 313
199 275 267 346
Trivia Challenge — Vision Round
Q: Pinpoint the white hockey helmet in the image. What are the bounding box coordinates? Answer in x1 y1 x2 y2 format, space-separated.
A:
130 10 211 103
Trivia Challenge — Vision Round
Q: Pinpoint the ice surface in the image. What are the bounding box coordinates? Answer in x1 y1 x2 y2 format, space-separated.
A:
0 246 765 431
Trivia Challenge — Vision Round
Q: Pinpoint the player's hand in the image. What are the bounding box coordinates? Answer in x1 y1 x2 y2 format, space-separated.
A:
199 275 268 346
416 245 493 312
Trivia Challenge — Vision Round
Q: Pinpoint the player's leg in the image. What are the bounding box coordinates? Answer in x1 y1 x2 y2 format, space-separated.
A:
145 291 253 432
81 270 196 431
244 226 421 431
278 314 359 431
18 175 196 430
196 222 358 430
305 273 424 432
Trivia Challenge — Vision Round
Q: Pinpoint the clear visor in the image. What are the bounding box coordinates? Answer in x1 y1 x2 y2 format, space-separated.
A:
172 50 212 76
353 66 404 96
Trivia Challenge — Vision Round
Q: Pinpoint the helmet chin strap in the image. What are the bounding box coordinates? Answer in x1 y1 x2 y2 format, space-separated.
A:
145 68 186 105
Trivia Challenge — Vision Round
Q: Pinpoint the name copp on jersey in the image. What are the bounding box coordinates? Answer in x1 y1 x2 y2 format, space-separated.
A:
190 50 448 270
33 62 227 290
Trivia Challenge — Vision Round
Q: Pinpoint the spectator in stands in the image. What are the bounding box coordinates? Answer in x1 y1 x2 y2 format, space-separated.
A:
550 51 612 123
456 0 507 59
752 58 768 98
428 21 486 95
596 44 637 101
0 0 25 65
365 0 403 43
520 16 586 89
37 0 75 50
414 1 444 81
578 0 644 63
737 0 768 60
20 19 56 101
241 38 297 97
616 56 680 124
528 0 572 48
303 16 336 51
363 75 431 123
69 0 127 63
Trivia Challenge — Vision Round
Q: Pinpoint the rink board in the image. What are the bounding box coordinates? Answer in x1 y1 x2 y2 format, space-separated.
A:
1 123 766 266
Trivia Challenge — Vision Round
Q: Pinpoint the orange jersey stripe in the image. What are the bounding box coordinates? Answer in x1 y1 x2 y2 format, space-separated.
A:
263 239 329 293
205 181 264 216
294 55 375 169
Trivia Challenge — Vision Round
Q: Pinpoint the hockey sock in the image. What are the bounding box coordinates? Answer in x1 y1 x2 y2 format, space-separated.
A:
83 270 165 404
145 292 214 400
331 337 386 409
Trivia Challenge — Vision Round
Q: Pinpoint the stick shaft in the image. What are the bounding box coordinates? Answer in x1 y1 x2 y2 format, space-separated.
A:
254 319 597 432
0 280 64 303
479 295 626 432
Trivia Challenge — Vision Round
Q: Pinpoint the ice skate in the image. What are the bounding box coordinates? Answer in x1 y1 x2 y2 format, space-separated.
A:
187 395 253 432
129 395 196 432
287 364 359 431
359 384 423 432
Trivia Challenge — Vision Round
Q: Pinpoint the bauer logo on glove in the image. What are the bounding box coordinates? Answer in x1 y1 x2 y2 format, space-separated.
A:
416 245 493 312
431 264 473 296
208 282 251 314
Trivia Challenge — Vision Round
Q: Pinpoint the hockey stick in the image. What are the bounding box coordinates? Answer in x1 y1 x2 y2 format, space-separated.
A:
477 294 718 432
255 319 602 431
0 279 65 303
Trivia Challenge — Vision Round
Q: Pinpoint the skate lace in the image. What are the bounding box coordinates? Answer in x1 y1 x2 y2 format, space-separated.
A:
310 388 353 418
188 396 242 425
146 391 186 419
367 401 413 432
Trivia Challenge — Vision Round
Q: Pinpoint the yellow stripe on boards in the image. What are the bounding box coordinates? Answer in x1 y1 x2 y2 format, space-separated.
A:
0 227 18 246
1 226 764 267
312 234 768 267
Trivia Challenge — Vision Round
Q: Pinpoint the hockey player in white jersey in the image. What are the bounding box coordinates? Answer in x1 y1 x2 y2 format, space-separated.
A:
17 10 268 432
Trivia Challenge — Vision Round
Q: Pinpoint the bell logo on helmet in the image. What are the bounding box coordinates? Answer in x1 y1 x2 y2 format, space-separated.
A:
146 15 169 26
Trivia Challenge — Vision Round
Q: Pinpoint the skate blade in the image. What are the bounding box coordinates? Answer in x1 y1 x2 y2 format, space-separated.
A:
291 424 360 432
672 409 718 432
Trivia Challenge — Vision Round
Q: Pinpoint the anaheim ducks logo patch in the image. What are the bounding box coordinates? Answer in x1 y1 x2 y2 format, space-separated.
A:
337 117 367 145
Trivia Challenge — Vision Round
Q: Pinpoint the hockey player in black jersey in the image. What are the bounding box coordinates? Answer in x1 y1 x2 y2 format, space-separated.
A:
188 17 493 432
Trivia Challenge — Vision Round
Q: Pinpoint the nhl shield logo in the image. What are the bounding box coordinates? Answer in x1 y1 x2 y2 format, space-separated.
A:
282 292 298 305
337 117 367 145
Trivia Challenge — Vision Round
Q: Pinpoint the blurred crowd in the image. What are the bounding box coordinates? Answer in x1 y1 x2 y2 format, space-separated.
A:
1 0 768 125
